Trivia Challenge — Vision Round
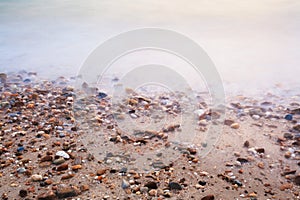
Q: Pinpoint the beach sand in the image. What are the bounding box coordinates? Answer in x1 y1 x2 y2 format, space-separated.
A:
0 72 299 199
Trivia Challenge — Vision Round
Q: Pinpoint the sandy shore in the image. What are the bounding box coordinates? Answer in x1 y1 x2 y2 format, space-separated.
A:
0 72 299 200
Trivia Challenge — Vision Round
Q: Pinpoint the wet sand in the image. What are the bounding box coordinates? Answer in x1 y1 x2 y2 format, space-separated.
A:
0 72 299 200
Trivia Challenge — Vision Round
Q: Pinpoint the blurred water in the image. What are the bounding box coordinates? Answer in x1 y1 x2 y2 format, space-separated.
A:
0 0 299 96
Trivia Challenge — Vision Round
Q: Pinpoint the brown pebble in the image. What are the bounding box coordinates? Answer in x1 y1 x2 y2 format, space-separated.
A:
56 184 80 198
257 162 265 169
284 151 292 159
224 119 234 126
37 190 57 200
201 194 215 200
40 155 53 162
230 123 240 129
96 169 107 176
56 163 68 171
243 140 250 148
44 179 53 185
280 183 293 191
61 173 75 180
39 162 52 168
80 184 90 192
187 147 197 155
71 165 82 170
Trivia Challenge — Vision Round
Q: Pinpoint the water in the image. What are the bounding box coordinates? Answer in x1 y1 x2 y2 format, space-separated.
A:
0 0 299 96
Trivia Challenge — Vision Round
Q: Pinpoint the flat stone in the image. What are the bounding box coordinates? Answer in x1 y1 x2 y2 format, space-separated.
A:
37 190 57 200
56 151 70 159
168 182 182 190
56 184 80 199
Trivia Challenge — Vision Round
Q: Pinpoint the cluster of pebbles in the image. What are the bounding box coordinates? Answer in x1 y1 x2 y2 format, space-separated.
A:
0 71 299 199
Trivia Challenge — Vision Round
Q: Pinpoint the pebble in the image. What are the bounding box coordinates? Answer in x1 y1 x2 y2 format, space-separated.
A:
168 182 182 190
252 115 260 120
294 175 300 185
279 183 293 191
37 190 57 200
201 194 215 200
53 157 65 165
56 151 70 159
148 189 157 196
121 179 130 189
96 169 107 176
56 184 80 199
145 181 158 189
71 165 82 170
19 189 27 198
283 132 294 139
284 114 293 120
56 163 68 171
230 123 240 129
31 174 43 181
80 184 90 192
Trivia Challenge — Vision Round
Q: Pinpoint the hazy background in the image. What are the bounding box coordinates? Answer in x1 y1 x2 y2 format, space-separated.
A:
0 0 299 95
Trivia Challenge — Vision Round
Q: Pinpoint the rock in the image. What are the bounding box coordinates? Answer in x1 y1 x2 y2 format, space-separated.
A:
284 151 292 158
237 158 249 164
31 174 43 181
56 151 70 159
37 190 57 200
198 180 207 186
187 147 197 155
97 169 107 176
255 148 265 154
279 183 293 191
121 179 130 189
293 124 300 132
41 155 53 162
71 165 82 170
230 123 240 129
53 157 65 165
80 184 90 192
285 114 293 120
244 140 250 148
294 175 300 185
56 184 80 199
283 132 293 140
97 92 107 99
19 189 27 198
257 162 265 169
148 189 157 196
201 194 215 200
44 179 53 185
140 186 149 193
145 181 158 189
56 163 68 171
224 119 234 126
168 182 182 190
